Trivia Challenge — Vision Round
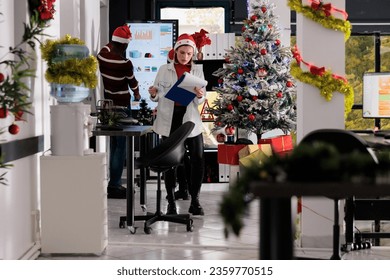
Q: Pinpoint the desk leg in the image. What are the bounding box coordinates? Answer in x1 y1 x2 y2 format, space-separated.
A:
139 134 147 209
126 136 135 232
330 199 341 260
260 198 293 260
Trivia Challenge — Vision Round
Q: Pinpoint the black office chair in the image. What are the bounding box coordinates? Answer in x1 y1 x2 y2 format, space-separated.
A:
133 121 195 234
299 128 379 257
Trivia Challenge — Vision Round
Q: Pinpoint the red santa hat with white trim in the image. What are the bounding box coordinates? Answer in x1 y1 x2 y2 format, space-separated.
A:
112 24 132 44
174 33 196 51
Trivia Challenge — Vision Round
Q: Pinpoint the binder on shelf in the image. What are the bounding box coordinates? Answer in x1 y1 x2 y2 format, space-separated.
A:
217 33 229 59
203 33 217 60
165 72 208 106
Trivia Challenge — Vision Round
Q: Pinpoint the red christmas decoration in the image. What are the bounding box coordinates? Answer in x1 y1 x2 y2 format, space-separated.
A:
257 68 267 77
275 39 281 46
260 48 267 55
252 96 258 101
218 78 223 84
250 15 258 21
216 133 226 143
237 68 244 74
8 123 20 135
261 6 267 13
286 81 293 87
215 121 223 127
14 110 24 121
225 126 235 135
227 104 234 111
248 114 255 121
276 91 283 98
0 107 9 118
236 95 243 102
0 72 4 83
191 29 211 52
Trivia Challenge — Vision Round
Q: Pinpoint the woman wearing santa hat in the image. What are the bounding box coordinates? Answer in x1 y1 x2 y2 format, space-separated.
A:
148 33 206 216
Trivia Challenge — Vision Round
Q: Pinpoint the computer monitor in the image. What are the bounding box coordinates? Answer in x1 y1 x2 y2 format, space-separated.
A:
363 72 390 118
125 20 178 109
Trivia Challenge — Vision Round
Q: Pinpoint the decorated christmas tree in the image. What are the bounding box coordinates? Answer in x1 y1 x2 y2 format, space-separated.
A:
210 0 297 139
136 99 153 125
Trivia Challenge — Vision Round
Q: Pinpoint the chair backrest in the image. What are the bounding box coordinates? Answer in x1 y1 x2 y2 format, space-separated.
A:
299 128 378 163
140 121 195 172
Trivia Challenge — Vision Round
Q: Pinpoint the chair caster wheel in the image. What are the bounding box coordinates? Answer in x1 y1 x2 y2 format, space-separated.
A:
128 226 137 234
119 219 126 228
365 241 371 249
187 219 194 232
144 226 152 234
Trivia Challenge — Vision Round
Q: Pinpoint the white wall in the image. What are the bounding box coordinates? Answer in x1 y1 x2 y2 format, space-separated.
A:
0 0 102 259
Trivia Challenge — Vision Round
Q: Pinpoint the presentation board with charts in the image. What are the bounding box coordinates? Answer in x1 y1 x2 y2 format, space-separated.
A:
363 72 390 119
126 20 178 109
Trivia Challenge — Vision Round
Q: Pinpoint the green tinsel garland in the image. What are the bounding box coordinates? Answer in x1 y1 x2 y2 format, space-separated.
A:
290 62 354 117
288 0 351 41
40 34 98 89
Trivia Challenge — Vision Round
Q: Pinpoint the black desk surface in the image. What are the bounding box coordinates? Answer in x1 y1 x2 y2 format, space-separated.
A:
92 125 152 137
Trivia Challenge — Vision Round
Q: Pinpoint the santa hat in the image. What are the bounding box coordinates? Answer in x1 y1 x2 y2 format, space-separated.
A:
174 33 196 51
112 24 132 44
167 48 174 63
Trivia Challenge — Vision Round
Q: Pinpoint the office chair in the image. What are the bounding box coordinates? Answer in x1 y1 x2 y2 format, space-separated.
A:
133 121 195 234
299 128 380 257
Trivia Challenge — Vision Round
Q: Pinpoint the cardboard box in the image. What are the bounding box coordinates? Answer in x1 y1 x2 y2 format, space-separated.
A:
258 135 293 153
238 144 273 168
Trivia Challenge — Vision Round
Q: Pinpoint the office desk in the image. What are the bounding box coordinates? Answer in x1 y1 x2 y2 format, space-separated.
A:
249 181 390 260
93 125 152 233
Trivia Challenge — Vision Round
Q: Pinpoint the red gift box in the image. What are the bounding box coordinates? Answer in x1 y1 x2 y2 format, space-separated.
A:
217 144 247 165
258 135 293 154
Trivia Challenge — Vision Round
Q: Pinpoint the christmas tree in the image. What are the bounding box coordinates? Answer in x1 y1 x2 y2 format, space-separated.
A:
136 99 154 125
210 0 297 138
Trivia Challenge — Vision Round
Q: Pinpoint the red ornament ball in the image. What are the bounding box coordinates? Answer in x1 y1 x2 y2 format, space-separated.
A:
260 48 267 55
250 40 257 47
276 91 283 98
245 37 251 42
248 114 255 121
286 81 293 87
216 133 226 143
268 24 273 29
236 95 243 102
215 121 223 127
14 110 24 121
0 72 4 83
8 124 20 135
218 78 223 84
225 126 235 136
252 96 258 101
227 104 234 111
250 15 258 21
261 6 267 13
0 107 9 119
237 68 244 74
275 39 281 46
257 68 267 77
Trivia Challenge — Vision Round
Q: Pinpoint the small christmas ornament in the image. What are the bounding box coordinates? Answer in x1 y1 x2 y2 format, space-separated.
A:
286 81 293 87
261 6 267 13
218 78 223 84
8 123 20 135
237 68 244 74
252 96 258 101
0 107 9 118
276 91 283 98
248 114 255 121
250 15 258 21
225 126 235 135
236 95 243 102
268 24 273 29
215 121 223 127
250 40 257 47
245 37 251 42
227 104 234 111
275 39 281 46
0 72 4 83
260 48 267 55
14 110 24 121
216 133 226 143
257 68 267 77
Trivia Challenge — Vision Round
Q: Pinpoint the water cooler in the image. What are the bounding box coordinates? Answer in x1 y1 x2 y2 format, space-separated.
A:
50 102 91 156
